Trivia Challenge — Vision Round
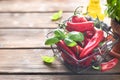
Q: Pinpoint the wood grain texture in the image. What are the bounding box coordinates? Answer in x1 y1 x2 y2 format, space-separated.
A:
0 13 73 28
0 75 120 80
0 49 69 73
0 0 87 12
0 0 119 79
0 49 119 73
0 29 54 48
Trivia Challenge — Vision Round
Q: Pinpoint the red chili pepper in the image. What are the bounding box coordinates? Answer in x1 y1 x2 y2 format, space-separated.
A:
101 58 118 72
72 16 87 23
69 45 83 57
66 25 73 32
83 37 91 47
80 30 104 58
56 40 76 59
84 56 93 66
85 30 95 38
66 21 94 32
61 52 78 65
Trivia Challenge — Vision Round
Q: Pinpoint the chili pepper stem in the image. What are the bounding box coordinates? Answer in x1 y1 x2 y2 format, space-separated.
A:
74 6 82 16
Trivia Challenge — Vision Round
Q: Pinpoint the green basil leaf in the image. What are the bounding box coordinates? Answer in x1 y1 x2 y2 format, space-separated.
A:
64 38 77 47
45 37 59 45
54 29 65 40
41 56 55 64
51 10 63 21
67 31 84 42
92 66 100 70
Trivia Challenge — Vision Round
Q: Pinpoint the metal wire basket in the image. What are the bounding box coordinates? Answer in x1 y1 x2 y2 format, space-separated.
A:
48 25 119 73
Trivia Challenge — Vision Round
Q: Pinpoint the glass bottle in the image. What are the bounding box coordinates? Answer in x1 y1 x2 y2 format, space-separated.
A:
87 0 104 20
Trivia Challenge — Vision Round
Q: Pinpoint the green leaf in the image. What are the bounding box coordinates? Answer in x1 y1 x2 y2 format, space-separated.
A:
92 66 100 70
106 0 120 21
116 16 120 21
64 38 77 47
99 42 104 46
45 37 59 45
67 31 84 42
41 56 55 64
107 0 117 6
51 10 63 21
54 29 65 40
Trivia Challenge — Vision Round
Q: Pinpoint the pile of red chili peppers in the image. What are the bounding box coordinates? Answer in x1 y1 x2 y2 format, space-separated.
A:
58 14 119 72
45 11 119 72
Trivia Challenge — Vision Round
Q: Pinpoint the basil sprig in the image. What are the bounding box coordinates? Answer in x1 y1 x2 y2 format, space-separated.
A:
45 29 84 47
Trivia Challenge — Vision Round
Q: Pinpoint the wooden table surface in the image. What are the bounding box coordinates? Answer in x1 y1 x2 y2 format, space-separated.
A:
0 0 120 80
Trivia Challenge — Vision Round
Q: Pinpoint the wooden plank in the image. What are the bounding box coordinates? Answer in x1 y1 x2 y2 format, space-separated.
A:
0 0 87 12
0 75 120 80
0 49 69 73
0 12 111 28
0 29 54 48
0 25 115 48
0 13 73 28
0 49 119 73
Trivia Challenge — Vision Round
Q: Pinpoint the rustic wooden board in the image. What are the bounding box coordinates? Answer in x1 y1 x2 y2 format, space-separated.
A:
0 0 88 12
0 26 115 48
0 49 70 73
0 75 120 80
0 13 73 28
0 0 119 80
0 49 119 73
0 29 54 48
